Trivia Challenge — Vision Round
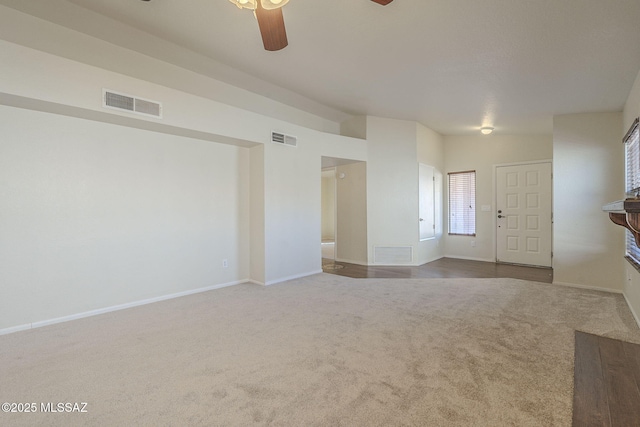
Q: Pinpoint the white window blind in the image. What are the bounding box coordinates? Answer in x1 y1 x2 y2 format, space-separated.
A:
448 170 476 236
625 118 640 264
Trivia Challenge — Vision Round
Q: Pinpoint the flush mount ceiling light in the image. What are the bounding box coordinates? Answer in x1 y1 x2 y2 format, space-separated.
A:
480 127 494 135
226 0 395 51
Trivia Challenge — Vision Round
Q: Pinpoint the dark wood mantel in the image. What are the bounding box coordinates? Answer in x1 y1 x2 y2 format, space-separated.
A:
603 199 640 246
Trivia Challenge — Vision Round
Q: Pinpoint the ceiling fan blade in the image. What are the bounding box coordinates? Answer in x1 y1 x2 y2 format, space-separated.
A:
371 0 394 4
255 1 288 51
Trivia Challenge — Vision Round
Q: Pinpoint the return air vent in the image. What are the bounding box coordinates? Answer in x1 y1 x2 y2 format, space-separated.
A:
271 131 297 147
374 246 413 264
103 89 162 118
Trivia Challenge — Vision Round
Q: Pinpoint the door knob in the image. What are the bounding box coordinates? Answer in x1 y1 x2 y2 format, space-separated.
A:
497 215 503 218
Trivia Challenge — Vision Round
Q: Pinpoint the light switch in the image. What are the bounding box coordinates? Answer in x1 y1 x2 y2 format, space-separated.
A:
481 205 491 212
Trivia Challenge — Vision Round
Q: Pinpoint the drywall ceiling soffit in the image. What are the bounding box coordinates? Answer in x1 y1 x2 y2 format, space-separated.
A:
2 0 640 136
321 157 364 169
0 92 261 148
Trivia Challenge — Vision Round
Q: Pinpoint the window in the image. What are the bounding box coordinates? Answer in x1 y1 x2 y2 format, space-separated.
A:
625 118 640 264
448 170 476 236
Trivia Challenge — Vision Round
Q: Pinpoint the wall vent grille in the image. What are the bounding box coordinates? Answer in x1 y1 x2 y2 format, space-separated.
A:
103 89 162 118
374 246 413 264
271 131 297 147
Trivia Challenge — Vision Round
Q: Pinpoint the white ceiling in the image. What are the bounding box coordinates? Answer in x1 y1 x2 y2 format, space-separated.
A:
4 0 640 135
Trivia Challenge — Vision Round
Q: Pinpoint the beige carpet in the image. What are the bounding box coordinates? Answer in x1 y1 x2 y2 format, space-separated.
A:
1 274 639 426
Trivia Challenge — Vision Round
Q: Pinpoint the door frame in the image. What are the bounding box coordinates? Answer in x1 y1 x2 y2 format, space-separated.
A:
493 159 553 267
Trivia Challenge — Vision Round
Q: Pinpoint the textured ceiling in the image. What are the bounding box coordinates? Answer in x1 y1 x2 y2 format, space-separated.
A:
4 0 640 135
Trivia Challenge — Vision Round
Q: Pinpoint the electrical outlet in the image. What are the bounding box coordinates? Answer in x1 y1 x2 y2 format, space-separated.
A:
471 240 476 247
222 259 228 268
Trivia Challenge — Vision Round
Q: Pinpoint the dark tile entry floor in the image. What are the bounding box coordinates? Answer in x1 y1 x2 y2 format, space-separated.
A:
323 257 553 283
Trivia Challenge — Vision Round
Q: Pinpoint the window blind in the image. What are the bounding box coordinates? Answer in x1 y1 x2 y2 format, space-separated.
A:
448 170 476 236
625 118 640 264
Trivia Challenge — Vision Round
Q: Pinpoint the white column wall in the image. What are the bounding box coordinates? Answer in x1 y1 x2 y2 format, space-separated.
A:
365 117 420 264
553 112 624 291
417 123 445 264
336 162 368 265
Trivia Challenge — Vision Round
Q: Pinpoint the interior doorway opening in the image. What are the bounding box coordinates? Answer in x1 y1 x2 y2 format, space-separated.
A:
321 156 368 270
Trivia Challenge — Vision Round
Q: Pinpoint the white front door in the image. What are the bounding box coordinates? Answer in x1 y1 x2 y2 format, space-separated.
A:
496 162 552 267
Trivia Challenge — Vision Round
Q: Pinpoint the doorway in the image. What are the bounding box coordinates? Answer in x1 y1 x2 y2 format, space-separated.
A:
321 168 336 264
320 157 368 269
496 161 552 267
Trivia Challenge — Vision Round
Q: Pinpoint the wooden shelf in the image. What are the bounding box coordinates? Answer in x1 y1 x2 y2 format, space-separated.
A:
603 199 640 246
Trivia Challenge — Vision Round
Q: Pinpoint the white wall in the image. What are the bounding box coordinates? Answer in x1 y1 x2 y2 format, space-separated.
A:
249 145 265 285
365 117 420 264
262 140 323 284
341 116 367 140
336 162 368 265
624 69 640 323
553 112 624 291
321 170 336 241
443 134 553 261
0 29 369 329
0 106 249 331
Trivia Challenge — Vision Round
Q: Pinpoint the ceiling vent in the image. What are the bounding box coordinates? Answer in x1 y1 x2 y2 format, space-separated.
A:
103 89 162 118
271 131 297 147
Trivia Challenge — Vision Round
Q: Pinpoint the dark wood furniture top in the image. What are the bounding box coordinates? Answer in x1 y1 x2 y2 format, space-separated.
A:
603 198 640 246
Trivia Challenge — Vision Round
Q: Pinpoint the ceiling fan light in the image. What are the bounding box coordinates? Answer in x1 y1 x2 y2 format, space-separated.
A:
260 0 289 10
229 0 256 9
480 126 494 135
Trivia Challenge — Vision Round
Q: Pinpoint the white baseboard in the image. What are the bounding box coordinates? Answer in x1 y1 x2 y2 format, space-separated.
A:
623 292 640 329
0 324 32 336
333 255 445 267
419 255 445 265
444 255 496 263
0 279 245 336
552 280 623 294
334 258 368 266
265 269 323 286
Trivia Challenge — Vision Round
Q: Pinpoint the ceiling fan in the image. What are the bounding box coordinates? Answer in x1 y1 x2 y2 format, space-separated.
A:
228 0 395 51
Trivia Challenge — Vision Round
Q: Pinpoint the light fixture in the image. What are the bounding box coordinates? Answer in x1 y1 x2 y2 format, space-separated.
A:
480 127 494 135
228 0 290 51
261 0 289 10
228 0 289 10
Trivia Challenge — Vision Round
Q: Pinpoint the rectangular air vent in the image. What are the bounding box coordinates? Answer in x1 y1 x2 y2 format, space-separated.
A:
103 89 162 118
271 131 297 147
374 246 413 264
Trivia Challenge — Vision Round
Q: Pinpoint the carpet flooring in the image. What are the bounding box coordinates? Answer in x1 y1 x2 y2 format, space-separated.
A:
1 274 639 426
